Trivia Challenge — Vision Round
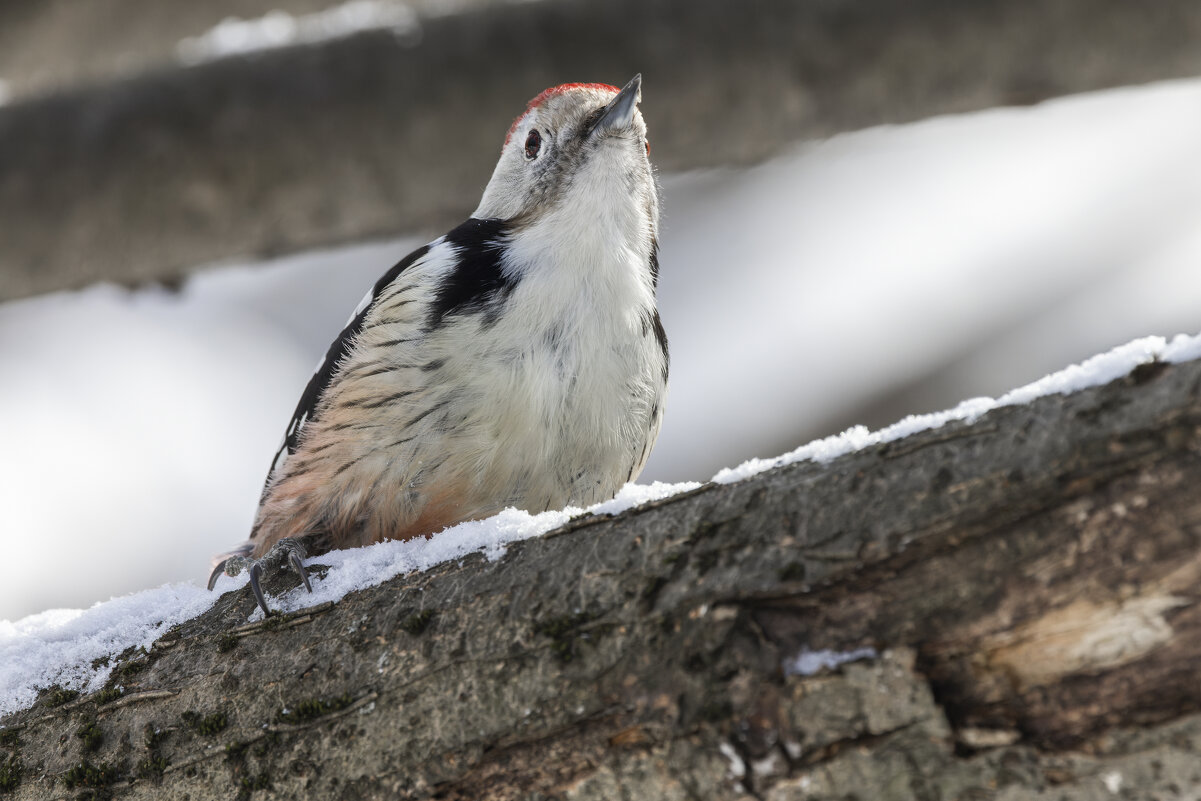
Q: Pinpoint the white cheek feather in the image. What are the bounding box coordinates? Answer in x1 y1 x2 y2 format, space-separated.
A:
472 145 529 220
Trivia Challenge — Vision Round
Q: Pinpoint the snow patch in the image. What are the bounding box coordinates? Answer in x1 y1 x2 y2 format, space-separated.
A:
1102 770 1123 794
175 0 419 65
588 480 701 516
1164 331 1201 364
783 647 879 677
0 480 695 716
714 332 1201 484
0 584 221 717
233 480 700 620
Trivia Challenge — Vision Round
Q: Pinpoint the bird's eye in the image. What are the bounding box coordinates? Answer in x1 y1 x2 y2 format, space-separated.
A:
524 129 542 159
645 140 651 156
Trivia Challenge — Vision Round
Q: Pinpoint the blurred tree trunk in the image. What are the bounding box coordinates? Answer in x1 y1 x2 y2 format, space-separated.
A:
1 356 1200 799
4 0 1201 300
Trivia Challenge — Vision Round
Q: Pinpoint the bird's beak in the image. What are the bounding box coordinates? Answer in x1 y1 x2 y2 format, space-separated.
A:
592 74 642 136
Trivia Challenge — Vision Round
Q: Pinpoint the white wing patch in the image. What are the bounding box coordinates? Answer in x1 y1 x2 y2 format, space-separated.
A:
271 446 289 476
350 287 374 323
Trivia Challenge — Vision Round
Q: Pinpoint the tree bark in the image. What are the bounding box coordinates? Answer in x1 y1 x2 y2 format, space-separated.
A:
2 355 1200 800
4 0 1201 301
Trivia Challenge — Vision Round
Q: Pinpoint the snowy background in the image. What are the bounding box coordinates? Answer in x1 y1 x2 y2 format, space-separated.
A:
2 77 1201 623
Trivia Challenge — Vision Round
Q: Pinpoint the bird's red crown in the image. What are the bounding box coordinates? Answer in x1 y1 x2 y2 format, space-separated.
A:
504 82 620 146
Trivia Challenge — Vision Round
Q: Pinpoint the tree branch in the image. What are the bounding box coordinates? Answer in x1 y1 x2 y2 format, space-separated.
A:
2 356 1200 799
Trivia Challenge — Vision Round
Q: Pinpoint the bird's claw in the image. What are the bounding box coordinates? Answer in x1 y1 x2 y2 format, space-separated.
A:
248 561 269 617
289 548 312 593
207 538 312 617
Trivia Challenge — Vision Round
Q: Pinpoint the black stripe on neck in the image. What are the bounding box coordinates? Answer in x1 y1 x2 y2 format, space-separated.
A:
427 218 515 331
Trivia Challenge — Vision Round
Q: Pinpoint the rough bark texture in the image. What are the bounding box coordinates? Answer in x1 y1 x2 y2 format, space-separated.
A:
4 0 1201 301
2 355 1200 800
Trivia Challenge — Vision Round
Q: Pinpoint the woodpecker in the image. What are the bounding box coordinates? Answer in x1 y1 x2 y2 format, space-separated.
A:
210 75 667 615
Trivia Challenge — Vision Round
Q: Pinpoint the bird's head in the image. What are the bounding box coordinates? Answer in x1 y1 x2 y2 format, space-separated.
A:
474 75 657 234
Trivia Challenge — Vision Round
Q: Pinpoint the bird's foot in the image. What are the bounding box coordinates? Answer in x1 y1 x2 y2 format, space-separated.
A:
207 538 311 617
